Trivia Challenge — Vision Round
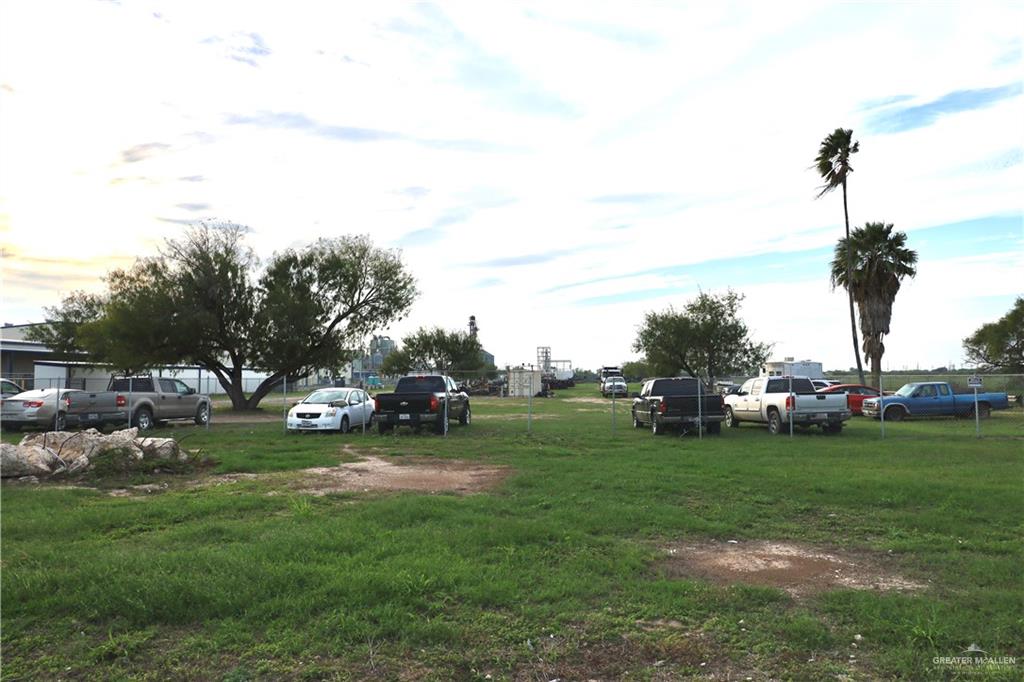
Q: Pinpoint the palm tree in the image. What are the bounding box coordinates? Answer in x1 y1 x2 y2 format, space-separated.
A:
815 128 864 383
830 222 918 390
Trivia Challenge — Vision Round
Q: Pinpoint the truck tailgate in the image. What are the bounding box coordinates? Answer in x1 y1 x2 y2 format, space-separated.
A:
793 393 847 414
664 395 724 417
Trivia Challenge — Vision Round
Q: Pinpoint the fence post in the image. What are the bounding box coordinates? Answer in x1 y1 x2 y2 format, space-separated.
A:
611 386 616 434
788 375 794 438
528 373 533 435
283 376 287 433
974 385 980 439
879 374 885 439
698 376 703 440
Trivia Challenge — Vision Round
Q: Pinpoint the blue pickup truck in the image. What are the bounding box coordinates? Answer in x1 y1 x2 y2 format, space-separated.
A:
861 382 1010 420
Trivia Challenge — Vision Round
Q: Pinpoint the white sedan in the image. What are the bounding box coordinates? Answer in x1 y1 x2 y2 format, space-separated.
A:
286 388 375 433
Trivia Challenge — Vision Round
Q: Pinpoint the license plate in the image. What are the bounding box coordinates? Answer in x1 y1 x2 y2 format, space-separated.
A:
88 413 99 421
300 420 313 426
399 414 411 420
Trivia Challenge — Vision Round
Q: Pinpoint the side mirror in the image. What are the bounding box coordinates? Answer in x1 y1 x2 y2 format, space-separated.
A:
187 387 196 395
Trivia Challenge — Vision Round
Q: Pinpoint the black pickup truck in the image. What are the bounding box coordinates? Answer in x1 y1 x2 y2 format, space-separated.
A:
374 375 471 434
631 377 725 435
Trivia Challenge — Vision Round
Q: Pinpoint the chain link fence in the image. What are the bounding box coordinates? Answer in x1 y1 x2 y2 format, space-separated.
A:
4 369 1021 440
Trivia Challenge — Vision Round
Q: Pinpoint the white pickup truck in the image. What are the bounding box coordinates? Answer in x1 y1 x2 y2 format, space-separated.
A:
723 376 851 434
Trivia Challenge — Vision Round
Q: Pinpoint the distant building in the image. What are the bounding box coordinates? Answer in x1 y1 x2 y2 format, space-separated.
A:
762 357 824 379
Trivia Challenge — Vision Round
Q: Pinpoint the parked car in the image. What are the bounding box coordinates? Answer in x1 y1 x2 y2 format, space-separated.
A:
1 388 77 431
811 379 843 391
4 377 213 432
287 387 374 433
601 377 629 398
723 376 851 434
599 366 623 384
374 374 470 434
1 378 24 399
632 377 725 435
862 382 1010 420
816 384 881 415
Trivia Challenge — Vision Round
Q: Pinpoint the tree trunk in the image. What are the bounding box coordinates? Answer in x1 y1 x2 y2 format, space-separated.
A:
843 181 866 384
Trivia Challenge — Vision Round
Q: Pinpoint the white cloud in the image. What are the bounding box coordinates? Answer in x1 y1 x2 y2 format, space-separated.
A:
1 1 1021 371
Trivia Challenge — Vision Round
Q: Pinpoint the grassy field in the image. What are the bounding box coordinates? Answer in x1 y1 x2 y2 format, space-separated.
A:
2 384 1022 680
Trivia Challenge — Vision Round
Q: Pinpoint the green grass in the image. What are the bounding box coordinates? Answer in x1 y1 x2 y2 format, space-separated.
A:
2 385 1022 680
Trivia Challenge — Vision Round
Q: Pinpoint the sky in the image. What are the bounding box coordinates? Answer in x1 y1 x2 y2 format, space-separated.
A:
1 1 1022 373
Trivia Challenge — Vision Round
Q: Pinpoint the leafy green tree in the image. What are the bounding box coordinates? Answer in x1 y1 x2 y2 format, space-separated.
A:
815 127 865 384
632 290 771 383
29 222 417 409
380 349 413 377
830 222 917 390
397 327 484 373
621 359 653 382
963 297 1024 372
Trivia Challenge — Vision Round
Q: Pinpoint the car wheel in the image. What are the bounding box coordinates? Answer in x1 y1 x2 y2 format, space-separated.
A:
632 410 642 428
725 407 739 428
194 404 210 426
340 415 350 433
767 410 783 435
651 412 664 436
884 405 905 422
133 407 154 431
459 405 471 425
54 411 67 431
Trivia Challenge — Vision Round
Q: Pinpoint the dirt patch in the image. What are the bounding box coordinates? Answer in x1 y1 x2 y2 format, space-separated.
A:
564 397 612 405
294 455 509 496
660 540 924 597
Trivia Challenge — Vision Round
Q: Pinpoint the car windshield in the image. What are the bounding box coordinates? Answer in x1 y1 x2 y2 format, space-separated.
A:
895 384 917 397
303 389 349 404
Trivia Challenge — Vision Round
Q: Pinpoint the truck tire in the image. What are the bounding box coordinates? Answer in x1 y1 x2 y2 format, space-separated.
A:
632 409 643 428
767 409 784 435
459 405 471 425
706 421 721 435
133 407 154 431
725 407 739 428
651 412 664 435
884 405 906 422
194 404 210 426
340 415 350 433
55 412 67 431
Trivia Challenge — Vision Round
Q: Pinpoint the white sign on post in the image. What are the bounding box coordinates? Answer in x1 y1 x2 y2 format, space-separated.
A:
968 375 983 388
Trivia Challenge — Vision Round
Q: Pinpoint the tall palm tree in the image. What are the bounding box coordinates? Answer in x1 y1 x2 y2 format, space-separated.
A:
830 222 918 390
815 128 864 383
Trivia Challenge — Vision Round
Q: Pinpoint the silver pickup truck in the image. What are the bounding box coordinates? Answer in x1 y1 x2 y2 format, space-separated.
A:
723 376 851 434
65 376 211 431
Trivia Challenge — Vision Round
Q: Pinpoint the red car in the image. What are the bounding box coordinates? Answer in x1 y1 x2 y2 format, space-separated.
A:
817 384 882 415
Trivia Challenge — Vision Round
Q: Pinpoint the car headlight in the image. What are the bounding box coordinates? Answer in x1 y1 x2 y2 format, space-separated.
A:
323 408 337 417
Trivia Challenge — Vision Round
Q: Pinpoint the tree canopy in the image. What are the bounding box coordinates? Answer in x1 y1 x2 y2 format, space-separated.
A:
963 297 1024 373
830 222 917 389
380 327 485 376
28 222 417 409
632 290 770 382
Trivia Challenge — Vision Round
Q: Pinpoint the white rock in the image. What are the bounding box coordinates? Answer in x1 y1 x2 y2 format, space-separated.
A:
1 443 60 477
